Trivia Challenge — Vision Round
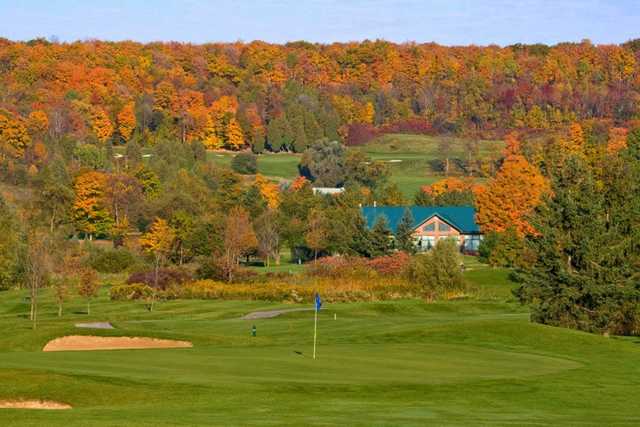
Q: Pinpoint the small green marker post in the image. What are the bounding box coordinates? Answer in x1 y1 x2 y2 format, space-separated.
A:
251 325 257 337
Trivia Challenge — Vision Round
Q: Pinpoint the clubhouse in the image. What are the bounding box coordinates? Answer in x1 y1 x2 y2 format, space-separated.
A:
361 206 483 253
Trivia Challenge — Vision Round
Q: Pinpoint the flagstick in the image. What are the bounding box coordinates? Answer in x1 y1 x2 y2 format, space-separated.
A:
313 307 318 360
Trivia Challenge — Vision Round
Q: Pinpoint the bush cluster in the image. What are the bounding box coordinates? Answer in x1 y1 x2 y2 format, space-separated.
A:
404 240 468 301
110 283 153 301
88 247 139 273
110 276 419 303
230 153 258 174
126 268 192 290
307 252 411 278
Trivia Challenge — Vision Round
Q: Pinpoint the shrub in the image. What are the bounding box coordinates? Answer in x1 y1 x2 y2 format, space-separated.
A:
110 283 153 301
404 239 467 300
126 267 192 290
231 153 258 175
306 256 372 279
196 257 259 283
88 247 138 273
180 277 419 303
366 252 411 275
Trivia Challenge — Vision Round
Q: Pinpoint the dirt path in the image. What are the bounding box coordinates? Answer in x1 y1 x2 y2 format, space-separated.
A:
241 308 313 320
43 336 192 352
0 400 71 410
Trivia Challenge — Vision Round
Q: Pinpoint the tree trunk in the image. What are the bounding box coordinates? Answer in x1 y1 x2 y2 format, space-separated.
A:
87 299 91 316
31 283 38 330
58 302 62 317
151 256 160 312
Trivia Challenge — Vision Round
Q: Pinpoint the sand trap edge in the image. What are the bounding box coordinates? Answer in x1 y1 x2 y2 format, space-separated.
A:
0 400 71 410
43 335 193 352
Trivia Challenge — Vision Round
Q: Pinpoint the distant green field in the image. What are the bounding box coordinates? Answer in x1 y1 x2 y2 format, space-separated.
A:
207 152 300 179
356 134 503 197
1 264 640 426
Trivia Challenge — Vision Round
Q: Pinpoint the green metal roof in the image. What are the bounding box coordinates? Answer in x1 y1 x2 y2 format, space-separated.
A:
361 206 481 234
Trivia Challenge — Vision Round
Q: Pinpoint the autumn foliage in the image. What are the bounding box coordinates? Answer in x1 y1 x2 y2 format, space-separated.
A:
475 152 550 236
0 38 637 155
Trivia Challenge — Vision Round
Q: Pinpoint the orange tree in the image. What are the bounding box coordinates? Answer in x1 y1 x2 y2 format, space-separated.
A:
475 154 550 236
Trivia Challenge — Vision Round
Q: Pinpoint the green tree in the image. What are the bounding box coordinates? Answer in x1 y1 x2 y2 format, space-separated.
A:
405 239 466 301
0 196 24 290
231 152 258 174
395 208 416 253
516 154 640 335
369 216 393 257
36 158 74 232
299 139 346 187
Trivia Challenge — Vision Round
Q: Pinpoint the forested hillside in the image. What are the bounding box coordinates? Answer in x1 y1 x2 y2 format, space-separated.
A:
0 38 639 159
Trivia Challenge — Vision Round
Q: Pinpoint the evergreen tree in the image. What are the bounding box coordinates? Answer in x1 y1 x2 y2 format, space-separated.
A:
369 216 393 257
516 154 640 335
395 208 416 253
292 119 308 153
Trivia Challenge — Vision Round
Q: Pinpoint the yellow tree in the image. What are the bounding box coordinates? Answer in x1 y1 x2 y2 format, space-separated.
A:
77 267 99 315
202 113 223 149
117 102 136 141
475 154 550 236
225 117 245 150
91 108 114 143
0 110 31 158
255 174 280 209
139 218 175 310
561 122 585 154
359 101 375 124
27 110 49 139
73 171 112 239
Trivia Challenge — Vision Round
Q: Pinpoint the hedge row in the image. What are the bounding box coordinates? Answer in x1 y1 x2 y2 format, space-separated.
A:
110 277 420 303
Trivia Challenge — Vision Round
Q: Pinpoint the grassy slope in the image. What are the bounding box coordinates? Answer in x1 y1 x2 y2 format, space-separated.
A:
206 152 300 180
356 134 503 198
1 267 639 426
203 134 503 198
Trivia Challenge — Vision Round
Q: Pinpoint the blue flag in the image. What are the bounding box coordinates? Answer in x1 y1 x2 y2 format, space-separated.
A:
315 293 322 312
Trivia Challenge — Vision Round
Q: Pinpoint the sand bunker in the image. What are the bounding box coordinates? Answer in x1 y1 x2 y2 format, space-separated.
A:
0 400 71 410
43 335 193 352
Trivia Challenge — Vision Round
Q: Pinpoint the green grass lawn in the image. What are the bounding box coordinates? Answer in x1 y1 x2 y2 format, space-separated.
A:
207 151 301 180
357 134 502 198
1 265 640 426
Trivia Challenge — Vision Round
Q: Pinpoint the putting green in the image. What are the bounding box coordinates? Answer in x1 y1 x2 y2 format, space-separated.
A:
0 343 580 388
